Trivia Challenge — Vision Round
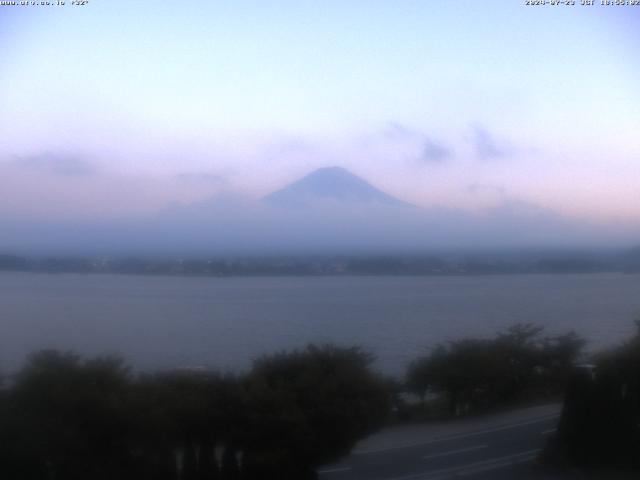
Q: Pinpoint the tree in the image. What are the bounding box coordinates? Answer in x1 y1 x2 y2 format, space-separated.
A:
406 324 585 417
242 345 392 479
129 370 244 479
0 345 391 480
549 322 640 470
4 350 134 480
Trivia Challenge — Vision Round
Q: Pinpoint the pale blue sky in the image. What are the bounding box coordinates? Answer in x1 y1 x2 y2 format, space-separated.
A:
1 1 639 222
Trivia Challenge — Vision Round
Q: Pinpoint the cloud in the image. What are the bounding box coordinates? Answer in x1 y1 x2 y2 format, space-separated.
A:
271 137 315 155
385 122 454 164
385 122 417 139
421 138 453 163
12 152 96 176
470 125 513 160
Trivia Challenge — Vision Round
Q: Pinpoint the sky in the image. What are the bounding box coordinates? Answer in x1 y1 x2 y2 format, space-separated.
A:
0 1 639 230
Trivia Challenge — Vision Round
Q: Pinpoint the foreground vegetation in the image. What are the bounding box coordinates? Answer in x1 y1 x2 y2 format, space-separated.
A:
545 323 640 473
407 323 640 474
405 324 585 417
0 346 390 480
0 323 597 479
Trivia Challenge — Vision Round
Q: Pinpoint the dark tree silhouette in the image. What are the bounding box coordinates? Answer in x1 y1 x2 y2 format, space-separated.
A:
2 350 133 479
0 345 391 480
548 322 640 471
242 344 392 479
406 324 585 416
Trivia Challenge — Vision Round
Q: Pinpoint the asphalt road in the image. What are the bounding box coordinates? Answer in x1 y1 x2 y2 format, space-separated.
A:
317 405 561 480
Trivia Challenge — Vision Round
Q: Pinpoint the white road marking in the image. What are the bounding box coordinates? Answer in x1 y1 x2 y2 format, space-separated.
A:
457 449 540 477
382 449 541 480
541 428 557 435
318 466 352 475
422 444 487 460
356 413 559 455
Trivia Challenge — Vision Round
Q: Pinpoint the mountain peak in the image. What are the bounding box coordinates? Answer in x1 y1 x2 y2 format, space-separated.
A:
308 165 354 176
263 167 413 208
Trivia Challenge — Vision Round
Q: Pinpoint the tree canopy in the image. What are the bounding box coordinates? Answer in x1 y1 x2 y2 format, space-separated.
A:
406 324 585 416
0 345 391 480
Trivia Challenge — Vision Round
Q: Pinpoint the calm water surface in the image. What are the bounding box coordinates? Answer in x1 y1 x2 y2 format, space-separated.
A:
1 272 639 376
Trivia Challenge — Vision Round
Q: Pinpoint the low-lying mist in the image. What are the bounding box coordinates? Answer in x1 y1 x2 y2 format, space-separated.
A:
1 198 638 257
1 166 638 257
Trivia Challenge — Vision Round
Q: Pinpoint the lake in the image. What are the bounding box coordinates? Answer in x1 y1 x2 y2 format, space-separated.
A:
1 272 639 376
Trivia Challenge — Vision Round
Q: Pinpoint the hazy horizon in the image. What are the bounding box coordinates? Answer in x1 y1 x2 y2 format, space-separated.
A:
1 1 639 253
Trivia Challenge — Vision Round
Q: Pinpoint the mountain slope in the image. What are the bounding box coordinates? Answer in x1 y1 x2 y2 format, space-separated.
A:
263 166 413 208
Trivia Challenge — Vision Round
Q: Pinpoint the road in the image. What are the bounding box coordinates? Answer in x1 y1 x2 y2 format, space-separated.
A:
317 404 562 480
